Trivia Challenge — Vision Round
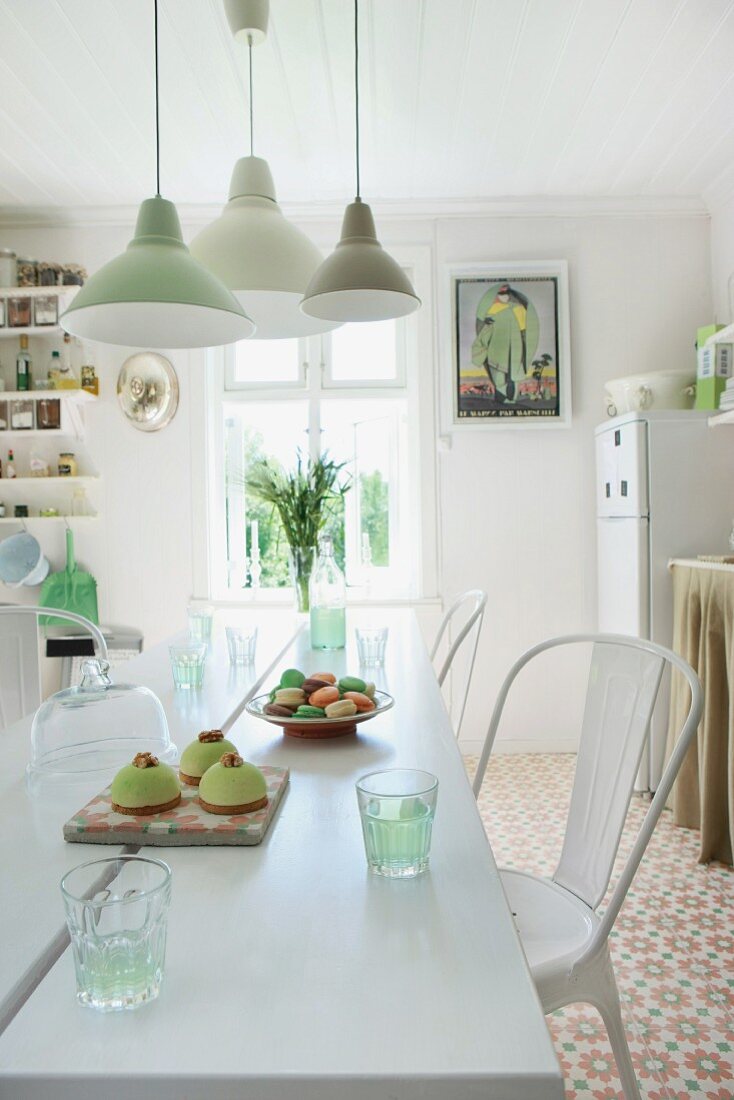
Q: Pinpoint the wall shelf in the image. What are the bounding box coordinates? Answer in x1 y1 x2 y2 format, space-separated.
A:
0 476 99 486
708 409 734 427
705 323 734 347
0 515 97 525
0 286 78 340
0 389 96 403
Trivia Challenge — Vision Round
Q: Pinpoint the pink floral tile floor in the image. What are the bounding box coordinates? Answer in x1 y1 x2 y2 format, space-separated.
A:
466 753 733 1099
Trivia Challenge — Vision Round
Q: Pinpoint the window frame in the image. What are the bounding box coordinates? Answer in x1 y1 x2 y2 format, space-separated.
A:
202 245 438 605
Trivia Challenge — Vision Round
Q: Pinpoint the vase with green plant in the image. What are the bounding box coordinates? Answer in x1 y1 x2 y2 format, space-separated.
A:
245 452 349 612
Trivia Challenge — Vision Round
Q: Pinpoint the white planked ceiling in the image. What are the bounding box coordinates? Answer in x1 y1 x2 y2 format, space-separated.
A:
0 0 733 213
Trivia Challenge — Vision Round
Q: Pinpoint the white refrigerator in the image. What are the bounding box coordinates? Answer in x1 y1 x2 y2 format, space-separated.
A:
596 410 734 791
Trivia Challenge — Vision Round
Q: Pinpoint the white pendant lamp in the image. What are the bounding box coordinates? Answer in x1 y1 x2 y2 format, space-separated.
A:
301 0 420 324
190 0 337 339
61 0 255 349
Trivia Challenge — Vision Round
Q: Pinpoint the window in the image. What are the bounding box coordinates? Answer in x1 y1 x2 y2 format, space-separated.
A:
206 253 436 603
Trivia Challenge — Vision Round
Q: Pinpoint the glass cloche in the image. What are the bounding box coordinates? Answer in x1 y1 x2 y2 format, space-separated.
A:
27 659 177 791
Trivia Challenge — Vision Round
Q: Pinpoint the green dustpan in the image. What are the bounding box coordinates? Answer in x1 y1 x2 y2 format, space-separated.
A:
39 526 99 626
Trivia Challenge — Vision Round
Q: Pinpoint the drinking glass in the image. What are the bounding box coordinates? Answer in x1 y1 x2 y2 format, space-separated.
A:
60 855 172 1011
226 625 258 665
355 627 388 667
187 604 213 644
356 769 438 878
169 643 206 689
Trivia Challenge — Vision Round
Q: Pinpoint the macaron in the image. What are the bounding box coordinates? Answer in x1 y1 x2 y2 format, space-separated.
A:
310 671 336 684
363 682 376 700
309 685 340 708
274 687 306 708
264 702 296 717
325 699 358 719
280 668 306 689
301 677 330 695
295 705 326 718
338 676 366 694
342 691 375 713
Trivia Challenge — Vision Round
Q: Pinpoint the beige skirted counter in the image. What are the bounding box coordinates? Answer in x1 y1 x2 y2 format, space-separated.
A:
667 558 734 865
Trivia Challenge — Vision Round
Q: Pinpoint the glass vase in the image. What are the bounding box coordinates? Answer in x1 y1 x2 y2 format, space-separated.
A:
289 546 315 613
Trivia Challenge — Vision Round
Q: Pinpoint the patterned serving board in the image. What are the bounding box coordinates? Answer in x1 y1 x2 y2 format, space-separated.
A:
63 765 289 847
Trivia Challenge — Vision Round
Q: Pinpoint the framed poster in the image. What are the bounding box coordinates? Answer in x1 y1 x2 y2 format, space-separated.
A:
445 261 571 429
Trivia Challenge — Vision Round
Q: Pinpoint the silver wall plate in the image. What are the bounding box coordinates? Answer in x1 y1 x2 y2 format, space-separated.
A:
117 352 179 432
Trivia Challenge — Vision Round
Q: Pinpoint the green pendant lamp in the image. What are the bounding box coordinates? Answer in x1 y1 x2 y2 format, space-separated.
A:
61 0 255 349
300 0 420 324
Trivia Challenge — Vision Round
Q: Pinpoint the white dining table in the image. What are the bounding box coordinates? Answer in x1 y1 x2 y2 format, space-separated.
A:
0 608 563 1100
0 608 302 1034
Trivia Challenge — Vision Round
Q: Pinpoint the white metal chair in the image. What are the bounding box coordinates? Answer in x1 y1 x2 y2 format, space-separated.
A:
0 605 108 731
472 634 703 1100
430 589 487 738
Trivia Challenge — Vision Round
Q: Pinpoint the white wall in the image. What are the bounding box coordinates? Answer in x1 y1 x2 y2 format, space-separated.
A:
0 204 712 751
710 195 734 325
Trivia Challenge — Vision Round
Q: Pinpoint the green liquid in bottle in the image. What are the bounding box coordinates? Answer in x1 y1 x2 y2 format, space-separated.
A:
310 606 346 649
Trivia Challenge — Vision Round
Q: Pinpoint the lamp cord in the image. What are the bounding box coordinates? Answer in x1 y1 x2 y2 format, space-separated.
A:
354 0 360 199
248 36 254 156
154 0 161 195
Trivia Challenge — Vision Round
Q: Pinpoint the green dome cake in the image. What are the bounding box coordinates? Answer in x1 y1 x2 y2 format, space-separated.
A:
199 752 268 815
111 752 181 816
179 729 238 786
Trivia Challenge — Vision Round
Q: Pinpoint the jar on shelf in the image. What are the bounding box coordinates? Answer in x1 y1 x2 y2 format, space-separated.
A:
9 399 34 430
0 249 17 287
14 505 28 518
37 397 60 430
58 452 78 477
71 487 88 516
7 296 31 327
16 258 37 287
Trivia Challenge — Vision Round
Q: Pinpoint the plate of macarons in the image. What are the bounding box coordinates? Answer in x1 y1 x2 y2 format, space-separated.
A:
246 668 394 738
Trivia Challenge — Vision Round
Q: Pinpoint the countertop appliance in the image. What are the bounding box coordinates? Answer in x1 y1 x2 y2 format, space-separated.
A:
595 410 734 791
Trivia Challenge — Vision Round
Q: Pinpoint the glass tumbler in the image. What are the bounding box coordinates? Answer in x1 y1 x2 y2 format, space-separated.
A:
356 769 438 878
60 855 172 1011
355 627 388 667
169 643 207 689
226 625 258 665
187 605 213 644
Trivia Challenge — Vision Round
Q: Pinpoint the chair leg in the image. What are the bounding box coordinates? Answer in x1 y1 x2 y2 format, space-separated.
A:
589 966 641 1100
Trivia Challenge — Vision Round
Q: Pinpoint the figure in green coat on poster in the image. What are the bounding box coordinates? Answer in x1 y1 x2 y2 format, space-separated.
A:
471 283 540 404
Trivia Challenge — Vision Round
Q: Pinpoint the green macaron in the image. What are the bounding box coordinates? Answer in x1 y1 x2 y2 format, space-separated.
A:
295 705 326 718
280 668 306 689
338 676 366 694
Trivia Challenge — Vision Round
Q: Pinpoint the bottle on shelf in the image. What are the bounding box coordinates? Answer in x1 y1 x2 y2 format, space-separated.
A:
47 349 62 386
16 335 31 392
0 502 5 518
56 334 79 390
5 449 16 479
309 535 346 650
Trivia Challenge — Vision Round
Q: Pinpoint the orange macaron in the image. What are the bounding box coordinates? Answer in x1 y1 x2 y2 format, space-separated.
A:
309 685 340 708
342 691 376 712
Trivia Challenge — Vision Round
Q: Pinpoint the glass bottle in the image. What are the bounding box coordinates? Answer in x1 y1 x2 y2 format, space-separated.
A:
16 335 31 391
309 535 346 649
6 449 16 479
56 334 78 389
47 349 61 386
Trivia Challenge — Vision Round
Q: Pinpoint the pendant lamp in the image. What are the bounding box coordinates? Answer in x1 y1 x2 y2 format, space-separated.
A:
190 0 337 339
301 0 420 323
61 1 255 349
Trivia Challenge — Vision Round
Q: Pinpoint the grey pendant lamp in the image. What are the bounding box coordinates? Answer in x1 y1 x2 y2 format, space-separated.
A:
190 0 336 339
301 0 420 324
61 0 255 349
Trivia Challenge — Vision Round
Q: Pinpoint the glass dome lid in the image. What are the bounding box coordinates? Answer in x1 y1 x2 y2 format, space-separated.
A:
28 659 177 790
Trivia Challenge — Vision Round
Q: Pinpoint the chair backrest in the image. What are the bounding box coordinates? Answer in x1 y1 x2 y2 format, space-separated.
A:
0 606 108 732
430 589 487 738
473 634 702 955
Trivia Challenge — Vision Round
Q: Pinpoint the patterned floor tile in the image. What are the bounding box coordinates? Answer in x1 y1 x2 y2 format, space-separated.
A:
467 753 734 1100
